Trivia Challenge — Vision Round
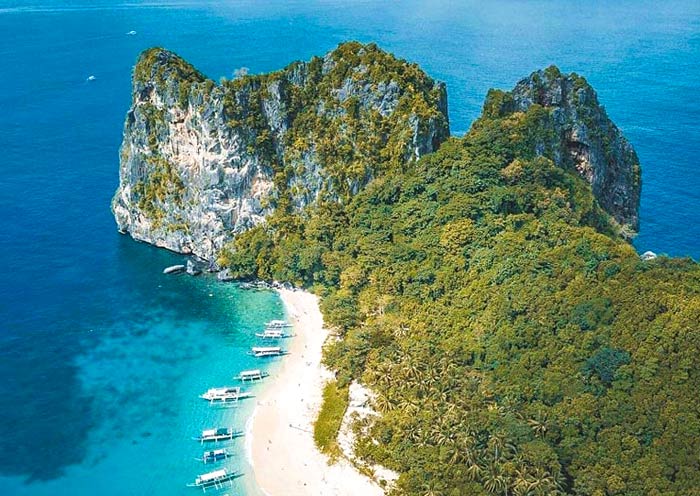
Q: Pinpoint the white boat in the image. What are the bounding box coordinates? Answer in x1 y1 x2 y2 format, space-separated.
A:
126 30 137 35
86 75 96 81
187 468 241 490
265 319 292 328
249 346 285 358
193 427 243 443
163 264 185 274
237 369 269 381
196 448 233 464
199 386 253 403
255 328 289 339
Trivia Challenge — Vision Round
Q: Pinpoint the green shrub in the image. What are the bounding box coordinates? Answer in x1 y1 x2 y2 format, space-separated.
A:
314 380 349 458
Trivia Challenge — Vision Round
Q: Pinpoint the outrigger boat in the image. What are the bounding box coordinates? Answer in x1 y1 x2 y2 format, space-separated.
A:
265 319 292 328
255 327 291 339
236 369 269 382
193 427 243 443
187 468 242 491
249 346 285 358
196 448 233 464
199 386 253 403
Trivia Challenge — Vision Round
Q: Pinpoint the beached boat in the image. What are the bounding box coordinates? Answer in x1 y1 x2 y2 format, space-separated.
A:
236 369 269 381
199 386 253 403
193 427 243 443
186 468 242 491
265 319 292 328
254 328 290 339
249 346 285 358
195 448 233 464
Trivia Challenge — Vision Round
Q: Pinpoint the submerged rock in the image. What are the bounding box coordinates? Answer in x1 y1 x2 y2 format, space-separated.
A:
186 259 201 276
112 42 450 260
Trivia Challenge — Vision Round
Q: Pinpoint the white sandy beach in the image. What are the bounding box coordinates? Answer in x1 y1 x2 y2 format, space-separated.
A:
246 288 383 496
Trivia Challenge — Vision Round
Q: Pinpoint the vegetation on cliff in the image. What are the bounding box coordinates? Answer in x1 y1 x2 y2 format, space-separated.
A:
114 42 449 259
482 65 641 232
132 155 185 229
215 41 449 206
219 73 700 495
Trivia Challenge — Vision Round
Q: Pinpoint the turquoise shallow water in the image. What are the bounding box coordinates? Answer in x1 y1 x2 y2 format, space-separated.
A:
1 1 699 495
1 250 284 495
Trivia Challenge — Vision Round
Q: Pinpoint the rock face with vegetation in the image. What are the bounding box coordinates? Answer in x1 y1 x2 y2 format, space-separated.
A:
483 66 641 232
112 42 449 260
109 43 700 495
219 56 700 495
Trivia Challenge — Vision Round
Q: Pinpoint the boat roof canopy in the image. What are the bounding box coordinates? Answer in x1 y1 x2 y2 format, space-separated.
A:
200 469 227 481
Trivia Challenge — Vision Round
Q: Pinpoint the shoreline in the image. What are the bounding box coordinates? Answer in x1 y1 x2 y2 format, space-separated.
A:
245 287 383 496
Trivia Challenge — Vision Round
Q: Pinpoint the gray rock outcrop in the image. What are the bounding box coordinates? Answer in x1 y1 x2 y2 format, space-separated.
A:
112 42 450 260
483 66 641 231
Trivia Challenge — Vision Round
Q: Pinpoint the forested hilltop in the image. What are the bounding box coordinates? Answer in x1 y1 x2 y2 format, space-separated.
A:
218 63 700 495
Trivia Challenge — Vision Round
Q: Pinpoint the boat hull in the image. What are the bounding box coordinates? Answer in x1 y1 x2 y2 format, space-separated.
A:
193 431 244 443
197 453 233 464
199 392 253 402
187 471 243 490
237 372 269 381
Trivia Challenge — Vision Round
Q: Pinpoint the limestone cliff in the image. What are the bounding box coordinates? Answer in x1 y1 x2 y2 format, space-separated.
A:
482 66 641 231
112 42 450 260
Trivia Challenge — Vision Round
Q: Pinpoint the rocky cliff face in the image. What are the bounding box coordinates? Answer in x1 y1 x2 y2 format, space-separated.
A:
112 42 450 260
482 66 641 231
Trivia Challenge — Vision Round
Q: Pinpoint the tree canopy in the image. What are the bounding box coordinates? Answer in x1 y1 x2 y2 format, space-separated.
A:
219 82 700 496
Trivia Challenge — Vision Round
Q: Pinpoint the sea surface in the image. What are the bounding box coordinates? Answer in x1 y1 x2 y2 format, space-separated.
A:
0 1 698 495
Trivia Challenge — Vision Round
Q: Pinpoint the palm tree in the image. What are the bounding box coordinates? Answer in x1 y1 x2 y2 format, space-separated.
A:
374 393 395 413
445 445 462 466
487 433 507 461
512 468 533 496
526 411 549 438
483 466 508 495
397 397 420 415
466 461 483 481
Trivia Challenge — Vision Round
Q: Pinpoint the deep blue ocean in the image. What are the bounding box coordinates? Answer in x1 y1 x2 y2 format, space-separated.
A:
0 1 698 494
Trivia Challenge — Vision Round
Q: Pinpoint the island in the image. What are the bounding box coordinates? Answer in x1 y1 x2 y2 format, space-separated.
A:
113 42 700 495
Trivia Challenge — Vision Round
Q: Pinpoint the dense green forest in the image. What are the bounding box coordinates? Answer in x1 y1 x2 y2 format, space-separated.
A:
218 74 700 495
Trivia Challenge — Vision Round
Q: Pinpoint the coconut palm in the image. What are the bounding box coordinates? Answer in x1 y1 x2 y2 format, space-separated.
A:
465 461 484 481
483 466 508 495
374 392 395 413
526 411 549 438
